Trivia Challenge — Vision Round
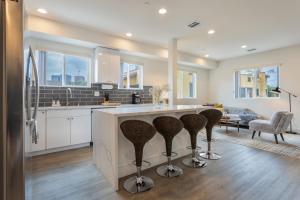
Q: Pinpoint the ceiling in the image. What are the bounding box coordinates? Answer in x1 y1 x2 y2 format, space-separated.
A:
25 0 300 60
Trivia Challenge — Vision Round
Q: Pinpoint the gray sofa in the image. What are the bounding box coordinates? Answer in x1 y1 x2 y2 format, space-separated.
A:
224 106 261 128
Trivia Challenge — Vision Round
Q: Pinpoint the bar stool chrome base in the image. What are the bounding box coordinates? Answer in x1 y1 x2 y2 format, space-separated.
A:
182 157 207 168
156 164 183 177
123 176 154 193
199 151 221 160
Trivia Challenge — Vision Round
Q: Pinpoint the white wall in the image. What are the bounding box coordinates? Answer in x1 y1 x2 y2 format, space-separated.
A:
121 54 209 105
27 38 93 57
120 54 168 86
28 38 209 104
177 66 209 105
209 44 300 131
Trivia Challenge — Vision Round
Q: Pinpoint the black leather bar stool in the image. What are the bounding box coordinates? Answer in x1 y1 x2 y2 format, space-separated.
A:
153 116 183 177
180 114 208 168
120 120 156 193
199 109 223 160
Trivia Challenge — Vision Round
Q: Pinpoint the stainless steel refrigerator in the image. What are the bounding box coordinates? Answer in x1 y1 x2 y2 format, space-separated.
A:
1 1 39 199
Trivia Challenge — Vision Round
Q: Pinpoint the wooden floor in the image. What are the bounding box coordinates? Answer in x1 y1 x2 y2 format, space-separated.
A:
28 139 300 200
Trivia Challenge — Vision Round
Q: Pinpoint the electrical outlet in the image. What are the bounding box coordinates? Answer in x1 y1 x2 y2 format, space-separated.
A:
94 91 100 97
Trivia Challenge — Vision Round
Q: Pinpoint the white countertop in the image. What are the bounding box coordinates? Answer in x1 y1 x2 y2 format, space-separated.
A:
37 104 153 111
93 104 205 117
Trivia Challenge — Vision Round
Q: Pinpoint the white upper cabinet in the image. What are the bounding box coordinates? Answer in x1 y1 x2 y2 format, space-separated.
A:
94 47 120 84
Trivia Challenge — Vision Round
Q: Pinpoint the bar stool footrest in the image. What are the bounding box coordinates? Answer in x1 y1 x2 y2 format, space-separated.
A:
161 151 178 157
131 160 152 167
198 151 221 160
186 145 202 151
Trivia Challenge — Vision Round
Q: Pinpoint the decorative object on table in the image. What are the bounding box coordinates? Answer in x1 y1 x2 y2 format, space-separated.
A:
149 85 169 105
249 111 293 144
271 87 298 134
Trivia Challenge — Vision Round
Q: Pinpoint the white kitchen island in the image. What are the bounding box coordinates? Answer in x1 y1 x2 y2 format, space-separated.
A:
92 104 206 190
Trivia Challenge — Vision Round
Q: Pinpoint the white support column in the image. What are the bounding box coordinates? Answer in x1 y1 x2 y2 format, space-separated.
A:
168 39 178 105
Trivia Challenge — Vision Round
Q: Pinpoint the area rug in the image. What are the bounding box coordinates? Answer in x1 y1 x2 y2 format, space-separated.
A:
199 127 300 160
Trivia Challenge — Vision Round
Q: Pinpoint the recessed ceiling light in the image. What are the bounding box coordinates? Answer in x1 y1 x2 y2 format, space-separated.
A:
37 8 47 14
205 54 210 58
126 32 133 37
158 8 167 15
241 45 247 49
98 53 103 56
208 30 215 35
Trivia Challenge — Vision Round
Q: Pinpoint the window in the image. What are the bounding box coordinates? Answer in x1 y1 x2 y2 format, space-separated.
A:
177 70 197 99
235 65 279 98
37 50 91 87
119 62 143 89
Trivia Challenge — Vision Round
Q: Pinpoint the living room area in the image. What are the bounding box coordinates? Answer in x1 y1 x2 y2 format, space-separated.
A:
206 44 300 160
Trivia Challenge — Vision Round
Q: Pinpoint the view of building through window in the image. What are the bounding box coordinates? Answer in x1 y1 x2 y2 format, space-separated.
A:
177 70 197 98
235 66 279 98
37 50 91 87
120 62 143 89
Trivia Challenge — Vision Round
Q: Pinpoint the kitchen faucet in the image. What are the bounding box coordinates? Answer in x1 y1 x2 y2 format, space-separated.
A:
66 88 73 106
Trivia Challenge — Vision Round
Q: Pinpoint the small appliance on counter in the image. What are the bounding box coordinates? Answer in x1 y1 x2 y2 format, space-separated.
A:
132 92 142 104
104 92 110 103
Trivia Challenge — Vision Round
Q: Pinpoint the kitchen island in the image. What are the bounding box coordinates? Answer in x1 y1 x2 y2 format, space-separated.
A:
92 104 206 190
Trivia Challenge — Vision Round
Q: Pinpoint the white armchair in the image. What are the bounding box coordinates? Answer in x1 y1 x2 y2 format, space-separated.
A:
249 111 293 144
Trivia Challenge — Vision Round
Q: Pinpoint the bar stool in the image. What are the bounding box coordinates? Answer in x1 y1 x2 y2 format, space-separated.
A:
120 120 156 193
180 114 208 168
199 109 223 160
153 116 184 177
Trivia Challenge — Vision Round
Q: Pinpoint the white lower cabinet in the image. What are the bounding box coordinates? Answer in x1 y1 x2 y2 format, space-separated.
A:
27 109 92 153
32 111 47 151
71 114 91 145
46 115 71 149
25 110 47 153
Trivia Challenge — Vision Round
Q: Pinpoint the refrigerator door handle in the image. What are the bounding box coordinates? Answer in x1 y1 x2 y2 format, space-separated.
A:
31 46 40 144
26 46 40 144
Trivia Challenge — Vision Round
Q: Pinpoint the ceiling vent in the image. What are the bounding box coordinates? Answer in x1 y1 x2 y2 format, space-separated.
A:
248 48 257 52
187 21 200 28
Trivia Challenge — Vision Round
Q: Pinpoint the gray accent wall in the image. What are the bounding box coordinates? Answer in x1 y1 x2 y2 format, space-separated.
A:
33 84 152 107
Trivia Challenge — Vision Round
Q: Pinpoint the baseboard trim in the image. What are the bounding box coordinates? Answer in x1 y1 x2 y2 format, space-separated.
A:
28 143 91 156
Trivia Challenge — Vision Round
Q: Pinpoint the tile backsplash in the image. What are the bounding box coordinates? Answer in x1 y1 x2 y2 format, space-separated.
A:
33 83 153 107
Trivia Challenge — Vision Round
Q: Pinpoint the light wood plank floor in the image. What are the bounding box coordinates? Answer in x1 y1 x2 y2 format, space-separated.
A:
28 139 300 200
